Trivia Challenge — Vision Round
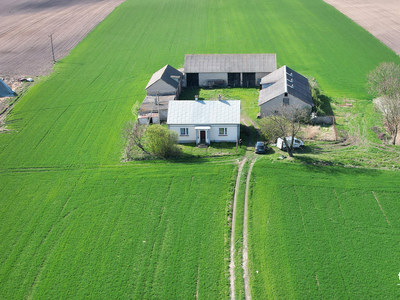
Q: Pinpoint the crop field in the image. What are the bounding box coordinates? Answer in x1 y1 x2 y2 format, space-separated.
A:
248 161 400 299
0 163 234 298
1 0 400 298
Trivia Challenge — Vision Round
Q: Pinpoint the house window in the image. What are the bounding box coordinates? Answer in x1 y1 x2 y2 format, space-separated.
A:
283 97 290 105
219 128 227 135
180 128 189 136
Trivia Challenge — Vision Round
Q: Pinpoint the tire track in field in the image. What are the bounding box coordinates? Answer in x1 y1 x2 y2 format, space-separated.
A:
243 157 256 300
229 156 247 299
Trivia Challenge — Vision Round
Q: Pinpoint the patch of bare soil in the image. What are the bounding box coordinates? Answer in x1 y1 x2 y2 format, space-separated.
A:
302 125 336 141
324 0 400 56
0 0 125 78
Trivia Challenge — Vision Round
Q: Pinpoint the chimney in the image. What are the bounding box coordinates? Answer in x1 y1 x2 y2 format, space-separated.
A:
195 95 198 101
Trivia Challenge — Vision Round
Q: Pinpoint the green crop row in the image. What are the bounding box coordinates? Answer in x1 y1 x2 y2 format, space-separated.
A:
248 160 400 299
0 163 234 299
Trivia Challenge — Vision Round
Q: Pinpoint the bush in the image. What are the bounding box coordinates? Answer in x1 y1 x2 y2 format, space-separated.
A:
144 125 180 158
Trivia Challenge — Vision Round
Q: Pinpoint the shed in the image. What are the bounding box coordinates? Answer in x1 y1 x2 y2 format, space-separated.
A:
145 64 183 97
258 65 313 117
138 94 176 123
184 54 276 87
0 79 16 97
167 100 241 145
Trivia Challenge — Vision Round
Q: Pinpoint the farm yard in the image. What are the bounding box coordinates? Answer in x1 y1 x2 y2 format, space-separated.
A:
1 0 400 298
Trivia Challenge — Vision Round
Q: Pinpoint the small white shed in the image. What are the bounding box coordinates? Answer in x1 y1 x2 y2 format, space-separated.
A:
167 100 241 145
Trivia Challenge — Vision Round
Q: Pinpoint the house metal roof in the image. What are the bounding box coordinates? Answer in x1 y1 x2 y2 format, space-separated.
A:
167 100 241 125
145 64 182 90
184 54 277 73
0 79 16 97
258 66 313 106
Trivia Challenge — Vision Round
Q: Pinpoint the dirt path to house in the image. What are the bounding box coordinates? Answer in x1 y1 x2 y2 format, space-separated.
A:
230 121 257 299
243 157 256 300
0 0 125 78
230 156 248 299
323 0 400 56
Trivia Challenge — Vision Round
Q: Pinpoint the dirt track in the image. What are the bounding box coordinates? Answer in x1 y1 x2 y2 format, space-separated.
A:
324 0 400 56
0 0 125 77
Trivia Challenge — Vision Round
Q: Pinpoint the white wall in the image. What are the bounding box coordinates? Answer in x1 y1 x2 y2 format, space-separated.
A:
210 124 239 142
199 73 228 87
168 124 240 143
169 125 197 143
259 93 312 117
147 80 176 96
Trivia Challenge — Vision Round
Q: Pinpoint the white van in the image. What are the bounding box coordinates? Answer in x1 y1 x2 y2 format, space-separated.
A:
276 137 304 150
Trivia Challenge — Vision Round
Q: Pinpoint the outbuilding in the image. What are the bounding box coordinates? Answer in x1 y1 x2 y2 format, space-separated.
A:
184 54 276 88
258 65 314 117
167 100 241 145
0 79 16 97
145 64 183 97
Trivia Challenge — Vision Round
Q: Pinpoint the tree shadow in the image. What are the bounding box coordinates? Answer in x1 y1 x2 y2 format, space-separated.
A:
178 87 204 100
318 94 334 116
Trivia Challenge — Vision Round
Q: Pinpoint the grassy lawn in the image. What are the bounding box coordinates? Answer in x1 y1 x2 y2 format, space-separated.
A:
249 161 400 299
1 0 400 298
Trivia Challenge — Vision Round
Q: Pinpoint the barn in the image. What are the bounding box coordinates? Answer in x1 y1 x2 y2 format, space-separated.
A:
167 100 241 145
258 65 314 117
183 54 276 88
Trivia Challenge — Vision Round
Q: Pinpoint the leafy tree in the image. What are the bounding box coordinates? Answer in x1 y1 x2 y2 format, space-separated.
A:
260 105 309 157
144 124 180 158
367 62 400 145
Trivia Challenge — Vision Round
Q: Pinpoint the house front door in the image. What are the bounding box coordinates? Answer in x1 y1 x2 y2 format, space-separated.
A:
200 130 206 142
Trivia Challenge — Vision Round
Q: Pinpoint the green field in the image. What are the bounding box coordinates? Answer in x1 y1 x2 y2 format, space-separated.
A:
249 161 400 298
1 0 400 298
0 163 234 298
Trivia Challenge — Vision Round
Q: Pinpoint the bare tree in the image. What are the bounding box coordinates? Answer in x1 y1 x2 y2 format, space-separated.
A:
374 96 400 145
260 105 309 157
367 62 400 145
122 121 150 160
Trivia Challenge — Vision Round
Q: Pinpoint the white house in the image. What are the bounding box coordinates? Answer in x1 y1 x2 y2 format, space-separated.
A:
184 54 276 88
145 64 183 97
167 100 241 145
258 65 314 117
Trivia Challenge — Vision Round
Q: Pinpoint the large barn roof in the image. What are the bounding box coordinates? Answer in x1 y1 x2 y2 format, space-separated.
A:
167 100 241 125
259 66 313 106
0 79 16 97
184 54 276 73
145 64 182 90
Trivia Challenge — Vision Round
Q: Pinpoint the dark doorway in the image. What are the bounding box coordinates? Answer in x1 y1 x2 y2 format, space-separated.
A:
242 73 256 87
187 73 199 87
200 130 206 142
228 73 241 87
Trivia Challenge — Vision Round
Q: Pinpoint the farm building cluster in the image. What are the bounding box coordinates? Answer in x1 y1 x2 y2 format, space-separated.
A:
138 54 313 145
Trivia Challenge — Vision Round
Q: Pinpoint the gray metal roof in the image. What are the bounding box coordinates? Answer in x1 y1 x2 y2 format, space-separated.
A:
139 95 176 114
0 79 16 97
167 100 241 125
145 64 182 90
258 66 313 106
184 54 276 73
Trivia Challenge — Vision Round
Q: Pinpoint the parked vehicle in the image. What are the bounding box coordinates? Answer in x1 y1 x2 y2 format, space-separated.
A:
276 137 304 150
255 141 266 154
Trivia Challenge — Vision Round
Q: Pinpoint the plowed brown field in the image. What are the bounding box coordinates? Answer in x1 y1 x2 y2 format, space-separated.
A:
0 0 125 77
324 0 400 56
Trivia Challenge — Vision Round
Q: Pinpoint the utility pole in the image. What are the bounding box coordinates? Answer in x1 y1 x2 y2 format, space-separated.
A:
49 33 56 64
